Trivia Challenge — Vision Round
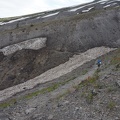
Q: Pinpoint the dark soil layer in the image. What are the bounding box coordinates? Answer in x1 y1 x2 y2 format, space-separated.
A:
0 48 73 90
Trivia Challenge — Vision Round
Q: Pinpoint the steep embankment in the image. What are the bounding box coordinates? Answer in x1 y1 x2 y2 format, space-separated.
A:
0 0 120 91
0 49 119 120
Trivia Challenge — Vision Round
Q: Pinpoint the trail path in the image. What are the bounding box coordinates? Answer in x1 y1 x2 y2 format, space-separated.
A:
21 65 97 115
0 47 116 102
50 66 96 99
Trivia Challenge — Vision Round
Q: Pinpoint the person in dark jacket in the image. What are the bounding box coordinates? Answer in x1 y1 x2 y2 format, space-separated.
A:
97 59 102 68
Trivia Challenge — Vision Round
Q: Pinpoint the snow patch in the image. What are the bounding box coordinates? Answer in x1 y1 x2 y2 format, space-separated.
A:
100 2 106 4
37 17 40 19
8 17 29 23
100 0 109 2
107 1 114 4
42 12 59 18
82 7 94 12
69 0 109 12
0 38 47 55
0 17 29 26
111 3 117 6
103 4 111 8
0 22 3 25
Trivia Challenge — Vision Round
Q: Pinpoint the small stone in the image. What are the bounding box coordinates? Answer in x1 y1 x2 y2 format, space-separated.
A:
17 73 20 75
73 107 79 114
48 114 53 120
68 87 76 93
116 64 120 68
0 52 4 62
0 66 3 71
91 89 97 96
57 103 63 107
0 118 10 120
115 117 119 120
32 114 43 119
0 113 10 120
75 107 79 111
25 108 36 114
79 107 82 110
104 75 109 79
63 100 69 105
116 80 120 87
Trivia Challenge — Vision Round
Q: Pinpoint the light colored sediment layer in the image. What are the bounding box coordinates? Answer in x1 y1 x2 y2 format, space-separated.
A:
0 37 47 55
0 47 116 101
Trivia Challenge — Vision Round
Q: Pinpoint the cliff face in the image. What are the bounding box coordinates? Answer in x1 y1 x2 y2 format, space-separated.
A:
0 0 120 90
0 0 120 52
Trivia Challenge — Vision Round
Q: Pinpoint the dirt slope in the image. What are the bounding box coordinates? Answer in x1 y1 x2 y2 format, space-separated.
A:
0 48 73 90
0 49 119 120
0 0 120 119
0 47 115 102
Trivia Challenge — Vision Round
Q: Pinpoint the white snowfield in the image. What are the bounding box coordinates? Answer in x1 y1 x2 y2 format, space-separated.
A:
0 0 119 26
0 47 116 102
42 12 59 18
69 0 119 12
103 4 111 8
0 37 47 55
0 17 29 25
82 7 94 13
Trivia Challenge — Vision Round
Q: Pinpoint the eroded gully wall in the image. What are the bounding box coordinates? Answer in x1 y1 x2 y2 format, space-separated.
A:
0 9 120 52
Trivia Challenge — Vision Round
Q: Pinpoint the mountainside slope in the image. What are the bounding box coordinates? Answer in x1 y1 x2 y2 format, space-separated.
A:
0 0 120 50
0 0 120 119
0 0 120 91
0 48 119 120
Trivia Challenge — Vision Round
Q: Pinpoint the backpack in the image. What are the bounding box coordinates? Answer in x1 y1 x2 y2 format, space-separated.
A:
97 60 101 65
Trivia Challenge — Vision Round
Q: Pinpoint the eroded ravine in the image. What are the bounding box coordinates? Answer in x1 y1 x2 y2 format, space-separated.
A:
0 47 116 102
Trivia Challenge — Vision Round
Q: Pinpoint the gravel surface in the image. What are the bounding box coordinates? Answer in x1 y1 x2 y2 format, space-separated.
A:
0 48 119 120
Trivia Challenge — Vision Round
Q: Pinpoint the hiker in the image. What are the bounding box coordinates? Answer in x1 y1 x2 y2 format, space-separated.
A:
97 59 102 68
